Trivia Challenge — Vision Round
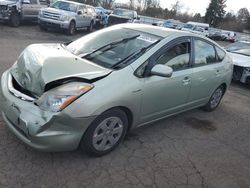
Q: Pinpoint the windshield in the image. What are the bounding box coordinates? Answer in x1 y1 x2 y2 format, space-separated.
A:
183 24 193 29
51 1 77 12
66 27 162 69
225 42 250 56
112 9 134 18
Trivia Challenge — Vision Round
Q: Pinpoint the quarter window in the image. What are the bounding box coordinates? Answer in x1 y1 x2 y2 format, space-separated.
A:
155 42 190 71
215 46 226 61
194 39 217 66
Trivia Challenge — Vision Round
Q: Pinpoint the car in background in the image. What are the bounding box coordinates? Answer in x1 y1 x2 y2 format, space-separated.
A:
1 24 233 156
95 6 108 27
189 26 209 37
108 8 139 25
0 0 48 27
225 42 250 84
38 0 95 35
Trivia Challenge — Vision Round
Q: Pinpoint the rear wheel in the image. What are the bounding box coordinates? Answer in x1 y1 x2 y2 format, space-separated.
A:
80 108 128 156
9 13 20 27
87 21 93 32
203 86 224 112
67 21 76 35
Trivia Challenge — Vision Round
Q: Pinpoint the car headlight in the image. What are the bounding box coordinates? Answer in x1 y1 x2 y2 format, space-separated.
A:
35 82 93 112
60 15 70 21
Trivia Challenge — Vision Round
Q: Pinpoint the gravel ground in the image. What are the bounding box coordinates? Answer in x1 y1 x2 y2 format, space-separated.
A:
0 23 250 188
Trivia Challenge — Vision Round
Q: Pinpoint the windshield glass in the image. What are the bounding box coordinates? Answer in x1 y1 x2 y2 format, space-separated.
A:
225 42 250 56
112 9 134 18
67 27 162 69
183 24 193 29
51 1 77 12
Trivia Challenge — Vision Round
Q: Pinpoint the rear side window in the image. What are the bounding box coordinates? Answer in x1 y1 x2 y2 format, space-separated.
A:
194 39 217 66
215 46 226 61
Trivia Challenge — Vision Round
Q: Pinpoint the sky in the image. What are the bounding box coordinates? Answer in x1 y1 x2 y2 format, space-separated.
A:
116 0 250 16
160 0 250 16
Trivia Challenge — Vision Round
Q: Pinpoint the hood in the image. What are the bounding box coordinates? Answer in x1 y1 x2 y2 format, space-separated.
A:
0 0 16 6
10 43 111 96
228 52 250 67
42 7 76 16
109 14 131 20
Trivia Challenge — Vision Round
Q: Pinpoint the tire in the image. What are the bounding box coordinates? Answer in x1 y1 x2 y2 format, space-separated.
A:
203 86 225 112
9 13 20 27
80 108 128 156
87 21 93 32
67 21 76 35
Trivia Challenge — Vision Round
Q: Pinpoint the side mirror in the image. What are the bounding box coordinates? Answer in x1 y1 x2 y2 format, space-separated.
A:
137 16 140 20
22 0 30 4
151 64 173 77
77 10 83 15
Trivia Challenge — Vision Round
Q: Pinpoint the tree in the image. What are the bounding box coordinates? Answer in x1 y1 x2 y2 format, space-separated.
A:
204 0 227 27
193 13 202 22
237 8 249 23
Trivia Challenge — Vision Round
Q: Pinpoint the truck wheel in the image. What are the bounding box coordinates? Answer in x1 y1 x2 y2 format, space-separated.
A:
67 21 76 35
9 13 20 27
87 21 93 32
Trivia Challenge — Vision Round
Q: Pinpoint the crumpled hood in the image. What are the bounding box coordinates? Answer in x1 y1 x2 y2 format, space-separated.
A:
0 0 16 6
229 52 250 67
10 43 111 96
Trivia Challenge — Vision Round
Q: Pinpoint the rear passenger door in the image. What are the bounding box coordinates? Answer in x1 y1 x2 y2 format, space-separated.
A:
76 5 85 28
188 38 226 105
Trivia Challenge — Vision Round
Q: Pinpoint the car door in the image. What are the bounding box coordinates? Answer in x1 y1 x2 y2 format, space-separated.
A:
27 0 40 19
139 38 193 123
188 37 226 106
21 0 33 19
75 5 85 28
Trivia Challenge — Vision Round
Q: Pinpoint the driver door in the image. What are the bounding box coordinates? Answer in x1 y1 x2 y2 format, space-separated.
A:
140 38 193 123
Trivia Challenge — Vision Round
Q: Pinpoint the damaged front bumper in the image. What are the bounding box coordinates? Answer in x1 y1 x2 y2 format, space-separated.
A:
0 9 11 21
1 70 96 152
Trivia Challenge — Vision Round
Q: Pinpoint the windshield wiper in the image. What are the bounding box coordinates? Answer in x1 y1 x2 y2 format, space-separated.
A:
111 39 161 69
82 35 140 58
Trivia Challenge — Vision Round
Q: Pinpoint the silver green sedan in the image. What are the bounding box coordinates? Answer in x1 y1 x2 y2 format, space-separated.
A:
1 24 233 156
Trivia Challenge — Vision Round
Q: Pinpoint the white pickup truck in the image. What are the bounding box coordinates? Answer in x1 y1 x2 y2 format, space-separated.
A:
38 0 96 35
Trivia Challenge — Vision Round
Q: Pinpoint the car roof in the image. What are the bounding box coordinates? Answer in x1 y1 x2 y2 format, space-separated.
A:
57 0 93 7
119 23 189 38
117 23 221 47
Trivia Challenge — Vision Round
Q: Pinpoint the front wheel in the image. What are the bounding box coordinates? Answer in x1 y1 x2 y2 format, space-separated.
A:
203 86 224 112
80 108 128 156
87 21 93 32
9 13 20 27
67 21 76 35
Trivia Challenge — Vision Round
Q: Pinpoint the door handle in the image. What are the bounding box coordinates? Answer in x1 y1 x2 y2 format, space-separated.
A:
215 69 220 75
182 77 191 85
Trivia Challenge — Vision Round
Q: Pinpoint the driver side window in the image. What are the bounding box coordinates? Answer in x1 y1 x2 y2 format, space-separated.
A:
155 42 190 71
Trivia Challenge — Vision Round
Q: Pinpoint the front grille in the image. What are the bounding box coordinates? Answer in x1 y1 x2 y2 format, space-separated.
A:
43 11 60 20
0 5 8 11
9 75 36 101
